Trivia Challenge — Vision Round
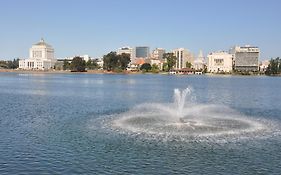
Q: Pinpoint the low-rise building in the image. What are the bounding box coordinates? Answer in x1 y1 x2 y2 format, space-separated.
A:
259 60 270 72
149 58 164 70
207 51 233 73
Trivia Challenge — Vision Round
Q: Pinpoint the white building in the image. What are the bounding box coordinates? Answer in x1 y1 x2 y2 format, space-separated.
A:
117 46 135 59
151 48 165 60
82 55 90 62
173 48 194 69
19 38 56 70
95 58 104 69
194 50 206 71
58 55 91 62
259 60 270 72
207 51 233 73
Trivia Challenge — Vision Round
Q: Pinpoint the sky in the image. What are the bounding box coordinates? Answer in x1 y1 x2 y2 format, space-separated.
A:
0 0 280 60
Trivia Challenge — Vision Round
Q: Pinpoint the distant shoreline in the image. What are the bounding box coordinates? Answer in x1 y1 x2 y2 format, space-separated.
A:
0 69 144 75
0 69 280 76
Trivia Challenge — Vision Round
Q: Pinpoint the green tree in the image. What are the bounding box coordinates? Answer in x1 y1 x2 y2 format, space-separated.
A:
70 57 86 72
86 59 98 70
7 61 13 69
151 64 159 73
186 61 192 68
118 53 131 70
140 63 152 72
163 53 177 71
0 61 8 69
103 52 118 71
162 62 169 72
103 52 131 71
265 57 281 75
63 59 70 70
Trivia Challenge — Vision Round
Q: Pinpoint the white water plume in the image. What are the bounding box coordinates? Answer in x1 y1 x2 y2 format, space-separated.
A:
106 87 279 142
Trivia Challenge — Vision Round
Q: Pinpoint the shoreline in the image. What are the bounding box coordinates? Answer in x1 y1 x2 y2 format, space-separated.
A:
0 69 279 76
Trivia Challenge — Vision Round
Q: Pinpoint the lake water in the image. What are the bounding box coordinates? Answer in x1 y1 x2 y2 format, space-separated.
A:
0 73 281 174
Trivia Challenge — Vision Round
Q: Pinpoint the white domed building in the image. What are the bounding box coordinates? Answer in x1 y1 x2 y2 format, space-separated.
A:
19 38 56 70
194 50 206 71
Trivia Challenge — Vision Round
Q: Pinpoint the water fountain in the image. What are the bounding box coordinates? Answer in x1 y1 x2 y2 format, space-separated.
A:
105 87 277 142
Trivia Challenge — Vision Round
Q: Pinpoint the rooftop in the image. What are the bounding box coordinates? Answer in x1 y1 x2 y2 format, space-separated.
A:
33 38 52 47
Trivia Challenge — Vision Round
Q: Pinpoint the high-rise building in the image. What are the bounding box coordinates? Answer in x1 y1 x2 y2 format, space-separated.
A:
230 45 260 71
172 48 194 69
19 38 56 70
207 51 233 73
135 46 150 59
151 48 165 60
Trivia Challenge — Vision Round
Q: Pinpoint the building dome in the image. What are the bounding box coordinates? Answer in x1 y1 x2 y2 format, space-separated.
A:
33 38 52 48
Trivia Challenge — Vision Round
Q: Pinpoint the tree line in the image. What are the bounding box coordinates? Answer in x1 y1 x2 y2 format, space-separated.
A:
265 57 281 75
103 52 130 72
0 59 19 69
63 57 99 72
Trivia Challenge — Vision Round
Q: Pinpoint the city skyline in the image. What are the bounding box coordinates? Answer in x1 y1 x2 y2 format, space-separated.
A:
0 0 280 60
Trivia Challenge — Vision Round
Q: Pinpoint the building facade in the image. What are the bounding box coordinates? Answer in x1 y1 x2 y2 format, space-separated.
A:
259 60 270 72
172 48 194 69
151 48 165 60
19 38 56 70
230 45 260 71
117 46 135 59
135 46 150 59
207 51 233 73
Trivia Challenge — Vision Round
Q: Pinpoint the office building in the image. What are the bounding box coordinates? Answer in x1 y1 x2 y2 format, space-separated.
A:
230 45 260 71
207 51 233 73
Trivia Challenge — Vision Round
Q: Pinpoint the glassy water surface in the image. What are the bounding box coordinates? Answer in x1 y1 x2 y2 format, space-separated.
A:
0 73 281 174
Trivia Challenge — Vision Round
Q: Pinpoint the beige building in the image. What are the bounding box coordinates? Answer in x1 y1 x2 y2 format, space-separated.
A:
117 46 135 59
151 48 165 60
19 38 56 70
207 51 233 73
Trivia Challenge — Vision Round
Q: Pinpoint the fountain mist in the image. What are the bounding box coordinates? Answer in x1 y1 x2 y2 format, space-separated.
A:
107 87 276 142
174 87 191 121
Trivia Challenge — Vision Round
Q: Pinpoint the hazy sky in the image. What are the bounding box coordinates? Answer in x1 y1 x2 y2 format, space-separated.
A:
0 0 280 60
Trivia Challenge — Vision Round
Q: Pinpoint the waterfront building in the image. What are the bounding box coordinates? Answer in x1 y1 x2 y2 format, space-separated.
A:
151 48 165 60
172 48 194 69
169 68 195 75
135 46 150 59
194 50 206 71
207 51 233 73
230 45 260 71
19 38 56 70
